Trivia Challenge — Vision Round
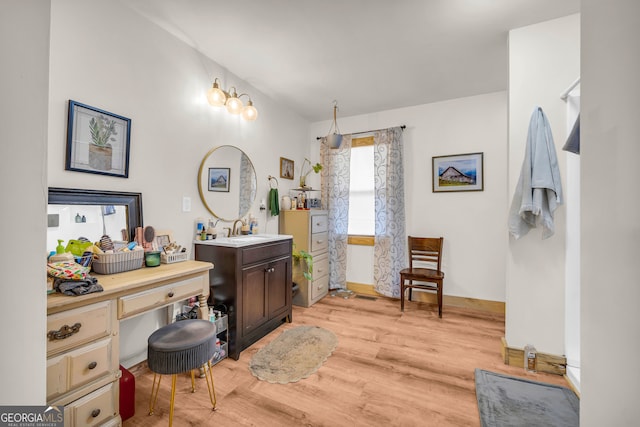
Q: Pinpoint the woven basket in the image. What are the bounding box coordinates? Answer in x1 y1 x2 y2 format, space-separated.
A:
92 250 144 274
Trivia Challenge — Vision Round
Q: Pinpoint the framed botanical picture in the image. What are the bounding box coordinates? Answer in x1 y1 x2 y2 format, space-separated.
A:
65 100 131 178
280 157 294 180
432 152 484 192
208 167 230 192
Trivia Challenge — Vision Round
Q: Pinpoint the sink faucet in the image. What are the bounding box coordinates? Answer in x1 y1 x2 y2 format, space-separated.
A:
223 227 231 237
232 219 244 236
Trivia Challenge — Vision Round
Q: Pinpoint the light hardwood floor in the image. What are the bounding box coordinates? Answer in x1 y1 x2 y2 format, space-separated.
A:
124 294 570 426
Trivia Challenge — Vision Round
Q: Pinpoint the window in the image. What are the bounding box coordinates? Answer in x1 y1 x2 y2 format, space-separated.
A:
348 137 375 241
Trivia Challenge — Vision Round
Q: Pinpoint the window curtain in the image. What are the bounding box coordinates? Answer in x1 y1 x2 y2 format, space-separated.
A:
373 127 407 298
320 134 352 290
239 153 255 217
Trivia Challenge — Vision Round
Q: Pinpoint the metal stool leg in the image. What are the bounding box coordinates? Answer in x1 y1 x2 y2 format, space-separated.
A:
169 374 177 427
190 369 196 393
204 360 217 410
148 373 162 415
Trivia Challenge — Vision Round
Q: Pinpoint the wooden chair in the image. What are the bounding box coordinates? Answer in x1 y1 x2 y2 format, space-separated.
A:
399 236 445 317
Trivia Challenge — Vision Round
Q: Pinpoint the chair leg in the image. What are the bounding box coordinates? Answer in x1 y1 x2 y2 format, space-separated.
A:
400 279 405 312
437 283 443 318
148 373 162 416
169 374 177 427
204 360 217 410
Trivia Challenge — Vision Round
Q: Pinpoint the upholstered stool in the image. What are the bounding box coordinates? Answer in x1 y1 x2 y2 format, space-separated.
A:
147 319 217 426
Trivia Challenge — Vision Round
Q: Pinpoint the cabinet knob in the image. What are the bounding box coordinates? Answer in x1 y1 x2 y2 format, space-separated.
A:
316 240 324 244
88 361 97 370
264 267 275 273
168 291 175 298
91 409 101 418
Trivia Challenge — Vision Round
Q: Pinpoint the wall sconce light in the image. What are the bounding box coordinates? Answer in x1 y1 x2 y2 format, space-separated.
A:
207 78 258 121
325 100 343 149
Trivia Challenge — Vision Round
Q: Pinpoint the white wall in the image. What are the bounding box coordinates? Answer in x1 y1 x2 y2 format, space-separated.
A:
0 0 50 404
506 14 580 355
581 1 640 423
47 0 310 367
309 92 508 302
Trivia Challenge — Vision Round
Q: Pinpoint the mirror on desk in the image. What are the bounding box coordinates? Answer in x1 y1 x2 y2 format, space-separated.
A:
47 188 143 253
198 145 257 221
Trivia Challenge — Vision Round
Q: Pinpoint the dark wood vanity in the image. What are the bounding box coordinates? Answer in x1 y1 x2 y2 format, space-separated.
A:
195 236 293 360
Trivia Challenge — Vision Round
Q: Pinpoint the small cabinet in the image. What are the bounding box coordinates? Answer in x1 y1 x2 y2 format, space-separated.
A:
280 210 330 307
195 238 293 360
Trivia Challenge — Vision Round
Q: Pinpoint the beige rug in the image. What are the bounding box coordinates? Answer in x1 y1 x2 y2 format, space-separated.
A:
249 326 338 384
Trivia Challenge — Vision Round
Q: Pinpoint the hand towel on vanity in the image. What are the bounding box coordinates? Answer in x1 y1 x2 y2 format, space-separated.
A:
508 107 563 239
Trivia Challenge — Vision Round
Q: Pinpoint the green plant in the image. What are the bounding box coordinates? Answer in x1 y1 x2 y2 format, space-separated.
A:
299 158 322 187
89 115 118 147
292 246 313 281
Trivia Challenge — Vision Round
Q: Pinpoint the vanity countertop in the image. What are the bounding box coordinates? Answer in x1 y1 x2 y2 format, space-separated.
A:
194 234 292 248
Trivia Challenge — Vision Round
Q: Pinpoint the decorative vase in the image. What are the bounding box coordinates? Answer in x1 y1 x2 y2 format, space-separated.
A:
299 175 306 188
89 144 112 171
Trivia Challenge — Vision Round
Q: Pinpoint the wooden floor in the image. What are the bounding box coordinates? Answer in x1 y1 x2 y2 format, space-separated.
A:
124 295 570 426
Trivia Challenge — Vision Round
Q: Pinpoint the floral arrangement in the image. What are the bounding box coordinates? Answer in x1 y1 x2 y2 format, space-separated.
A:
299 158 322 188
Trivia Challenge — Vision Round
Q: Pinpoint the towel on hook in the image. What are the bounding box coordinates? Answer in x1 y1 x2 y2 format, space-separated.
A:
508 107 563 239
269 188 279 216
562 114 580 154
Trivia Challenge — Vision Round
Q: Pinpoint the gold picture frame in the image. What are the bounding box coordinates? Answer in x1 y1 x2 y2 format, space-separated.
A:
280 157 294 180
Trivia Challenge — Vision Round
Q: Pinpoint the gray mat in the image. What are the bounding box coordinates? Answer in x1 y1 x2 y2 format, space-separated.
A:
475 369 579 427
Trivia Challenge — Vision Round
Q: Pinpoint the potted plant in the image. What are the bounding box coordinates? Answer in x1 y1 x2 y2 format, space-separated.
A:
292 245 314 281
88 114 118 171
299 158 322 189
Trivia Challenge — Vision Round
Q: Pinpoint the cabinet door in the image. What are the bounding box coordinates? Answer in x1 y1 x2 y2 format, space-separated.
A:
268 257 291 320
242 264 268 337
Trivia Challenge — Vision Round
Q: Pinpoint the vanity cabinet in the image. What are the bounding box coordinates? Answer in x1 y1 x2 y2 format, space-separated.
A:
280 210 329 307
195 238 293 360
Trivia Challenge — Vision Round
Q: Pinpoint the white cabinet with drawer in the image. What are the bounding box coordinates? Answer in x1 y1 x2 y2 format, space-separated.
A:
47 300 120 426
280 210 330 307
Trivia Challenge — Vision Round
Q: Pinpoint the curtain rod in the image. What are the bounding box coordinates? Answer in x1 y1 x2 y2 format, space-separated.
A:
560 76 581 101
316 125 405 140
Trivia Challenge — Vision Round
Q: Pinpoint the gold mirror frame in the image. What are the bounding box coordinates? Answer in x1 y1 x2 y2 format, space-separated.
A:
197 145 257 221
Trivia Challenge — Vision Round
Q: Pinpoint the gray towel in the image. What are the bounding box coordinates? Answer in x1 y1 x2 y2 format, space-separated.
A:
562 114 580 154
508 107 563 239
54 276 103 296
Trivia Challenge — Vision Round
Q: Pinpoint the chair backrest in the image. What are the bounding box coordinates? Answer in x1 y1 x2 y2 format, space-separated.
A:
408 236 443 272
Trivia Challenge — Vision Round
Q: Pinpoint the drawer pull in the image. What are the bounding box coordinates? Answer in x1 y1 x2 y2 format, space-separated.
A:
264 267 275 273
316 240 324 244
167 291 175 298
91 409 101 418
47 323 82 341
88 361 98 370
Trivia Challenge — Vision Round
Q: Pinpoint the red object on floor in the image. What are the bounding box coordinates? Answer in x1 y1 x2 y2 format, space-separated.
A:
119 365 135 422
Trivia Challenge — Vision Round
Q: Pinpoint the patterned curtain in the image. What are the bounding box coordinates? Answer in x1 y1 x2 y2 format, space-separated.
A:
238 153 255 217
373 127 407 297
320 134 352 290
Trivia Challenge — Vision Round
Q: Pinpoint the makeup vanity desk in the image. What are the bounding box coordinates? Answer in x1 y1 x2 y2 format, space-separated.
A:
46 260 213 427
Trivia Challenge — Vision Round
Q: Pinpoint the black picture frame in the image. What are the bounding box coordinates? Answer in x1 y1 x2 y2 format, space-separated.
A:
432 152 484 192
65 100 131 178
208 167 230 192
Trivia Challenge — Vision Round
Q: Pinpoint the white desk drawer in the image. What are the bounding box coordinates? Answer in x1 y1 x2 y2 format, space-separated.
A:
119 275 205 319
313 254 329 280
311 215 328 233
47 337 114 401
47 301 112 357
311 232 328 253
311 275 329 300
66 382 117 427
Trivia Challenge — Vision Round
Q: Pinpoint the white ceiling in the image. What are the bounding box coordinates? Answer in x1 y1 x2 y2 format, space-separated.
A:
126 0 579 122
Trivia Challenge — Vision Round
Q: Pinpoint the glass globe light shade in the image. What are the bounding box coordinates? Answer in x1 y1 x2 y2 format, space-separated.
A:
206 82 226 107
226 94 243 114
241 101 258 121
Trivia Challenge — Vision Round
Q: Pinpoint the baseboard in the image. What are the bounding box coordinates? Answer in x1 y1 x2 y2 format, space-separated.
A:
346 282 505 314
501 337 566 376
125 360 150 378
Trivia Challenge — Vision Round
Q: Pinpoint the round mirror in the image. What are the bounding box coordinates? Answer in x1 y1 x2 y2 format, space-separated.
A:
198 145 257 221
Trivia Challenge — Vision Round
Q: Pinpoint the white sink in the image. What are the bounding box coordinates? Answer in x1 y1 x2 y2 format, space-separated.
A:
194 234 292 248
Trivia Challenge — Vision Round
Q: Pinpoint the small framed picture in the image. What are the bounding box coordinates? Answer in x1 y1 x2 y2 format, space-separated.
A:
432 152 484 192
65 100 131 178
280 157 294 180
208 167 230 192
154 230 174 251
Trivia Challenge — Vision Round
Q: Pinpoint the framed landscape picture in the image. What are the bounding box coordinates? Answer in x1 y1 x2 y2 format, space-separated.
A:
208 167 230 192
432 152 484 192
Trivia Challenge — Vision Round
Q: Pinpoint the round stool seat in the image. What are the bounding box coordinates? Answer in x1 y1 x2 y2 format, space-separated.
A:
148 319 216 375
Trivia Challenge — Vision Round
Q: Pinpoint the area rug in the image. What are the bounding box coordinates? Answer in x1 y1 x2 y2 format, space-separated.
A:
249 326 338 384
475 369 579 427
